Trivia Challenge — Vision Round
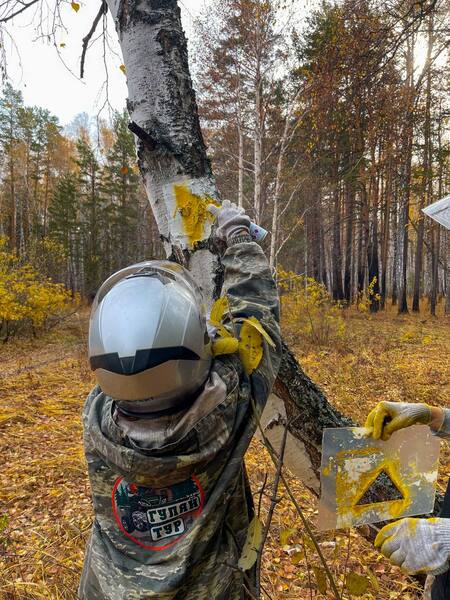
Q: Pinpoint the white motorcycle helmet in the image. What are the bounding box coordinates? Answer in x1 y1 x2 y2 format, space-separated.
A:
89 261 212 413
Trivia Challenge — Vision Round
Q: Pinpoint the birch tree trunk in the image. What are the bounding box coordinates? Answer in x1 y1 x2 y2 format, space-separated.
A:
105 0 441 515
237 121 244 209
253 55 263 223
397 36 415 314
269 107 290 268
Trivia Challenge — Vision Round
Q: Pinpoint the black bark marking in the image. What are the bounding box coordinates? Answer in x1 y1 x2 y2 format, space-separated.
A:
117 0 129 29
128 121 157 151
167 245 190 268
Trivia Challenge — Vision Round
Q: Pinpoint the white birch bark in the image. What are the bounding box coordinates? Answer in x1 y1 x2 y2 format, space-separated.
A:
236 66 245 209
237 121 244 209
268 109 291 268
253 62 263 223
107 0 220 302
269 94 305 268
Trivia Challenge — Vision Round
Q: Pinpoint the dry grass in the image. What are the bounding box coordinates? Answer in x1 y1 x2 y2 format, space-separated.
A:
0 304 448 599
257 302 449 599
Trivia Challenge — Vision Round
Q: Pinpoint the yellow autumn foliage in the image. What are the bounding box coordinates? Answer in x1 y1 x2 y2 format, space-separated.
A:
278 268 345 347
356 276 382 312
1 306 448 599
239 319 264 375
0 236 76 339
211 336 239 356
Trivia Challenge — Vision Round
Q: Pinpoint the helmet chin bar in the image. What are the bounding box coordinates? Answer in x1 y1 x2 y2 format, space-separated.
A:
115 382 206 418
95 358 212 413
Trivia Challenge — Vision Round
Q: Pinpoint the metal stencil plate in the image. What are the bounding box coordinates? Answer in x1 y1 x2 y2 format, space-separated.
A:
317 425 440 531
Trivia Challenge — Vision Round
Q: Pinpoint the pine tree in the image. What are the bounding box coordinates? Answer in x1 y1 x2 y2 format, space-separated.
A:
48 173 79 292
0 84 23 252
101 111 140 275
75 136 103 298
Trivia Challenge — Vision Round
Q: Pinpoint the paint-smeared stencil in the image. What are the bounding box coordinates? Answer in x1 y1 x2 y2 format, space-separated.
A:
317 425 440 531
162 177 218 249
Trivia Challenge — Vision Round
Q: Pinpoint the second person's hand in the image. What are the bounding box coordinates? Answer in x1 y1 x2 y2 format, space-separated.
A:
364 401 433 441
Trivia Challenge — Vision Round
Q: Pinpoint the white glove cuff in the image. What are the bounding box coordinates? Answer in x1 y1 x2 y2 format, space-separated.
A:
429 519 450 575
409 403 432 424
430 519 450 576
227 232 252 246
437 520 450 550
226 223 250 240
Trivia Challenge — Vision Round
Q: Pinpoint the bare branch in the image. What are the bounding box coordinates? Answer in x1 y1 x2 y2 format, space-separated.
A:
0 0 38 23
80 0 107 79
256 418 288 596
275 207 311 259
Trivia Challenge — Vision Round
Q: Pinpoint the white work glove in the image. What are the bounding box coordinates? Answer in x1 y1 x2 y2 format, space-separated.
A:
365 401 432 441
207 200 251 242
375 518 450 576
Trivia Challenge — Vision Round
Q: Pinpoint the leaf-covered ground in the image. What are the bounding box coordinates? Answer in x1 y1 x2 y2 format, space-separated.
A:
1 307 448 599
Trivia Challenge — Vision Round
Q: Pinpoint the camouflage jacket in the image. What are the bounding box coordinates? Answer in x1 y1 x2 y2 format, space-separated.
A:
79 239 281 600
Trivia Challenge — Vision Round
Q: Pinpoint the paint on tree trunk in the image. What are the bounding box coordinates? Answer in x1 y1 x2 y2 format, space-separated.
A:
162 177 217 249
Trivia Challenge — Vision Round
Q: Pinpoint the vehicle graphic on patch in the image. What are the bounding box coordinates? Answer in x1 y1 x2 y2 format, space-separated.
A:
112 475 204 550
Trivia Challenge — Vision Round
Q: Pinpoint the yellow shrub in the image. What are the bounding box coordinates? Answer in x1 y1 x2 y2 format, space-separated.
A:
356 277 381 312
277 268 345 347
0 237 75 340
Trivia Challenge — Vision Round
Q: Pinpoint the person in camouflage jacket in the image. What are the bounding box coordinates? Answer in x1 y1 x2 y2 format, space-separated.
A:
79 201 282 599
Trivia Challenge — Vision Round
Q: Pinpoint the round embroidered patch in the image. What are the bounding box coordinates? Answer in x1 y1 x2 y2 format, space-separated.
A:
112 475 204 550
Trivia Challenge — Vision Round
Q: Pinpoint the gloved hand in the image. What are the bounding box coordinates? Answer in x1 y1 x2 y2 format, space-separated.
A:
207 200 251 242
365 401 432 440
375 518 450 575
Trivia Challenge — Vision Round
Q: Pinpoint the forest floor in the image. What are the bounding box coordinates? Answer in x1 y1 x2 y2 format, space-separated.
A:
0 304 449 599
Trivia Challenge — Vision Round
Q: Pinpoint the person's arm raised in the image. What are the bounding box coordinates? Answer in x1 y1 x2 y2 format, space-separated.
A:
208 201 281 398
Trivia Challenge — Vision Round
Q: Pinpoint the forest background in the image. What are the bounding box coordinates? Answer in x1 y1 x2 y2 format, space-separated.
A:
0 0 449 598
0 0 449 328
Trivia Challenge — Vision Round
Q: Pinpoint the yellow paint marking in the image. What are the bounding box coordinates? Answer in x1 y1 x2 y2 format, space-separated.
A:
375 517 419 548
334 448 412 526
173 184 218 247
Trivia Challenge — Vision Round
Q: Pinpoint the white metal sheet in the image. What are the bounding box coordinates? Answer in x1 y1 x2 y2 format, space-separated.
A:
317 425 440 531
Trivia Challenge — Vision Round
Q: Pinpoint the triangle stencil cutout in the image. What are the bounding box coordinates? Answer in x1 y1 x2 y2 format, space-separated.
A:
354 470 404 506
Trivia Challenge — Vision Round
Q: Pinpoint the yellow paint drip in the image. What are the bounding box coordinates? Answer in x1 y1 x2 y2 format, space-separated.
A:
173 184 218 247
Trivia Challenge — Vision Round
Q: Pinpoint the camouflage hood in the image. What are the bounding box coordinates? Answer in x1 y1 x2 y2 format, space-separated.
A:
79 240 281 600
83 366 233 488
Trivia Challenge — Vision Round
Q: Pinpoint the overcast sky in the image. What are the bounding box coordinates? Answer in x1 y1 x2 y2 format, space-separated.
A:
4 0 203 127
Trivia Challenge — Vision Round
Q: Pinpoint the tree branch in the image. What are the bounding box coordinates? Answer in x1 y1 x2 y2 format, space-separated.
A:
80 0 107 79
256 417 288 596
0 0 38 23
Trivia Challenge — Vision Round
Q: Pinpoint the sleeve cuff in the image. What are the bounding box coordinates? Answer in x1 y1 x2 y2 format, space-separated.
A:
227 233 253 246
434 408 450 440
